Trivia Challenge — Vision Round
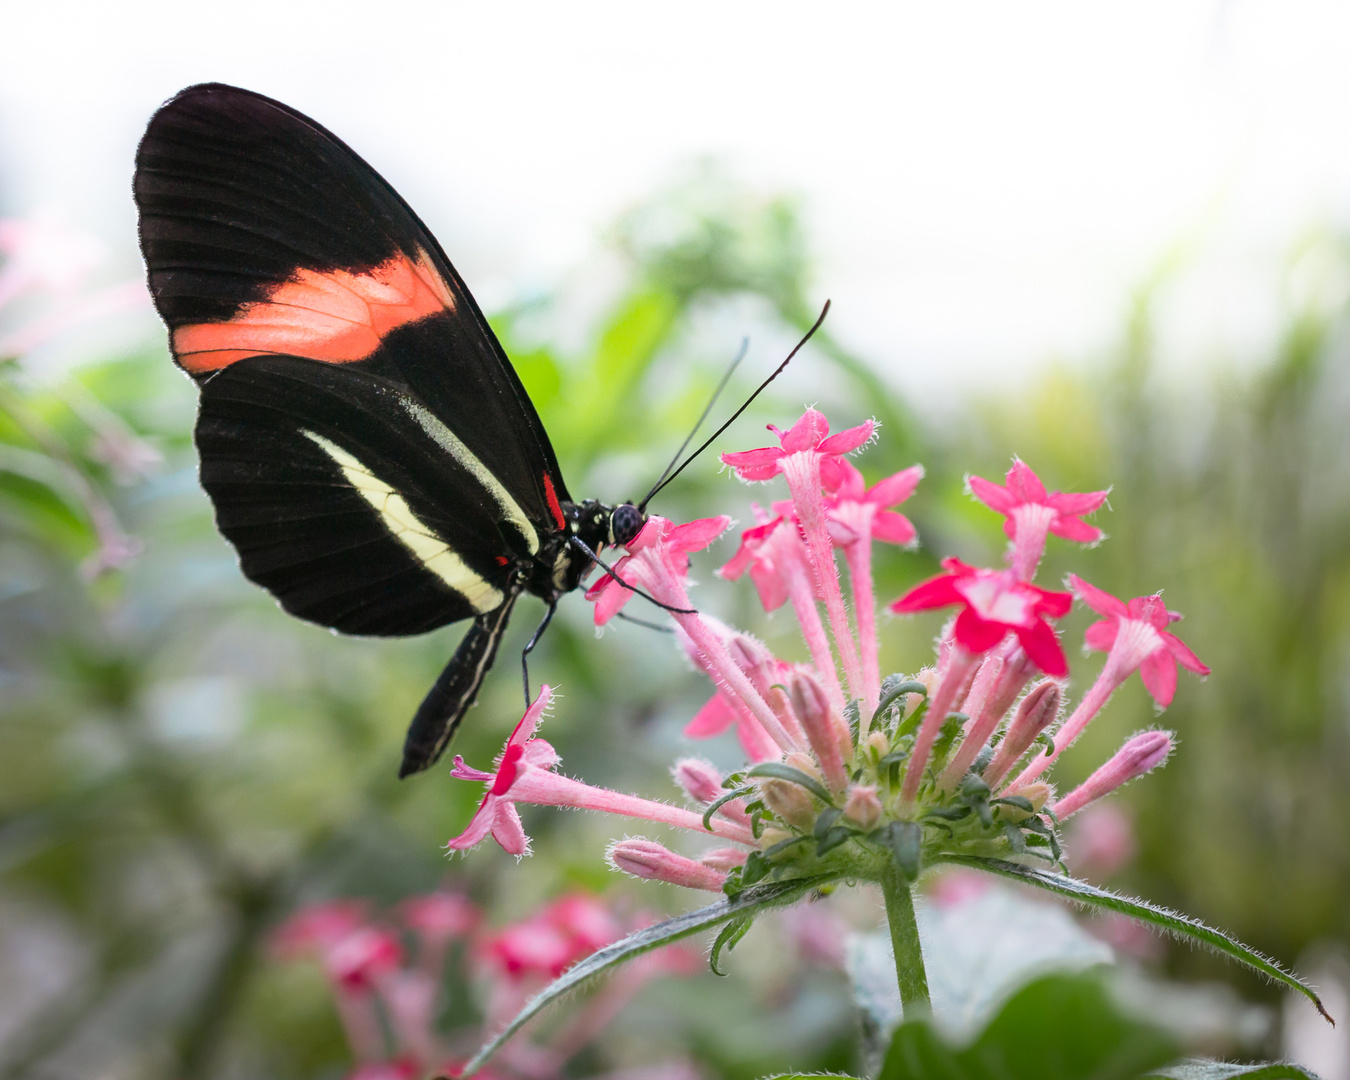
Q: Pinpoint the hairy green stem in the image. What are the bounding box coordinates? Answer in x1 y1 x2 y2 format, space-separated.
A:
880 859 930 1015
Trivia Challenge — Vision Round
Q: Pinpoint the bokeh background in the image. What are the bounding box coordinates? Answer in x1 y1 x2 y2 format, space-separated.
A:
2 3 1349 1078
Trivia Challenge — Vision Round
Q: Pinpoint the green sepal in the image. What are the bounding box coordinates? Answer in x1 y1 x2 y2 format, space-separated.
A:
702 785 756 831
877 820 923 882
746 761 837 806
709 914 753 976
874 678 927 726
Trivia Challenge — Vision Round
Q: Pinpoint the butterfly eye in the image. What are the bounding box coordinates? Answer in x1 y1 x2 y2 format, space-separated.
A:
610 503 644 547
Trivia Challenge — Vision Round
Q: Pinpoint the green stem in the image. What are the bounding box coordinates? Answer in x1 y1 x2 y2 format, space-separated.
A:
880 859 930 1015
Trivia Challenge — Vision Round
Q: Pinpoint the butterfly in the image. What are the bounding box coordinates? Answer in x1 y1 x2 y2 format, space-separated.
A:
132 82 673 778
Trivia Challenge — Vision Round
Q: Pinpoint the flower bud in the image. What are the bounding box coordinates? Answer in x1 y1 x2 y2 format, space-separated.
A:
1051 731 1173 819
787 668 851 791
760 779 817 829
672 758 723 804
999 781 1052 821
784 750 824 780
984 679 1062 789
843 784 883 830
730 633 808 744
700 847 750 871
608 838 727 891
866 730 890 758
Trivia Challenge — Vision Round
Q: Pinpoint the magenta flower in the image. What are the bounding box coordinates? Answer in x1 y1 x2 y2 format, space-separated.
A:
890 557 1073 677
826 460 923 709
1006 576 1208 791
721 407 875 483
722 409 875 708
586 514 729 625
969 460 1109 580
446 686 757 855
825 459 922 549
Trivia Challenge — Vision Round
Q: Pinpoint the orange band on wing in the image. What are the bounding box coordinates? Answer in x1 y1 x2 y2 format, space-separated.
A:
173 248 455 373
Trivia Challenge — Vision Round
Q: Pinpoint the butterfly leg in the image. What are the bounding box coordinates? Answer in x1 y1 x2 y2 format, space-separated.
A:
520 602 557 705
399 590 519 778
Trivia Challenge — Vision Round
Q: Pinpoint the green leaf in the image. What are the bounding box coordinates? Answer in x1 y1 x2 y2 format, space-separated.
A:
879 972 1179 1080
942 855 1331 1022
1147 1063 1324 1080
709 914 753 976
460 874 841 1076
747 761 837 806
875 679 928 724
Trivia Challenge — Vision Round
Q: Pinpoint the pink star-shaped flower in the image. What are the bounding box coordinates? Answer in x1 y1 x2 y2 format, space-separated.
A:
1070 575 1209 707
891 557 1073 677
825 460 922 548
585 514 730 625
721 407 875 483
447 688 560 856
968 460 1109 580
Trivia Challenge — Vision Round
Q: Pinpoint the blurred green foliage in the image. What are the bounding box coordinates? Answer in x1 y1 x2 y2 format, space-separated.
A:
1 171 1348 1078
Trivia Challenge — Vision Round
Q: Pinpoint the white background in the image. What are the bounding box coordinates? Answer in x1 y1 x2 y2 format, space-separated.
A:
3 0 1349 402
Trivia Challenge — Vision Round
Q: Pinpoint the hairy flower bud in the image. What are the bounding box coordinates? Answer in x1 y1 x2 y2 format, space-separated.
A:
672 758 723 804
787 667 851 791
1051 731 1174 819
608 838 727 891
985 679 1062 790
999 781 1053 821
760 779 818 829
866 730 890 758
843 784 883 830
700 847 750 871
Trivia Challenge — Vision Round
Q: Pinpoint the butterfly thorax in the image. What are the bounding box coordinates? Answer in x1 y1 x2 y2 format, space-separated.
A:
536 499 645 599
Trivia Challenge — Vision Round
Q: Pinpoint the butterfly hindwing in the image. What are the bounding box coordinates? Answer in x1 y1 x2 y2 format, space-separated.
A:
197 353 528 636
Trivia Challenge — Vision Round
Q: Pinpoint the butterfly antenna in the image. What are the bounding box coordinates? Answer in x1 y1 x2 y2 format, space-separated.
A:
638 300 831 512
639 337 749 508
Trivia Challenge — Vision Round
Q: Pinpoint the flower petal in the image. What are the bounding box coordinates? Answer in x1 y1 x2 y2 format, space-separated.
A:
871 510 917 546
685 692 739 737
490 802 530 856
1006 460 1047 503
1033 585 1074 620
446 795 500 852
1016 618 1068 678
1139 651 1178 707
667 515 731 553
890 571 962 613
867 464 924 508
721 447 784 481
749 561 789 611
832 458 868 500
1161 631 1210 676
817 419 875 456
1049 516 1104 543
968 474 1016 514
952 606 1009 654
1047 489 1110 516
591 576 635 625
1067 574 1129 619
779 409 830 452
1083 618 1118 653
1127 594 1171 629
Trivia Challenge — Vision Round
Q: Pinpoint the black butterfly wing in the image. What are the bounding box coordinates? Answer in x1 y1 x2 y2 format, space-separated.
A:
134 82 574 635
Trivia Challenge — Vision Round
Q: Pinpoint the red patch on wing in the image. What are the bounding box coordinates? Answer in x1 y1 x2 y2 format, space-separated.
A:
172 248 454 373
542 473 566 531
495 556 510 566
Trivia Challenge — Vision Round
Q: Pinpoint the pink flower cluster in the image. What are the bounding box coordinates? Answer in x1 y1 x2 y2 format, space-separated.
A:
271 890 696 1080
444 409 1209 895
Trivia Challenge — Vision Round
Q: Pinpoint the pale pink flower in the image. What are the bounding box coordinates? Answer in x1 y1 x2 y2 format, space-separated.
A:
723 408 875 708
968 460 1109 580
325 927 404 991
270 900 370 959
586 514 729 625
400 892 479 946
1008 576 1207 790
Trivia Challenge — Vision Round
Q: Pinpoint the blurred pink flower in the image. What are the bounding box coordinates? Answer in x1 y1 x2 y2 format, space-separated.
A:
401 892 479 946
271 900 370 959
326 927 404 991
1065 803 1137 879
